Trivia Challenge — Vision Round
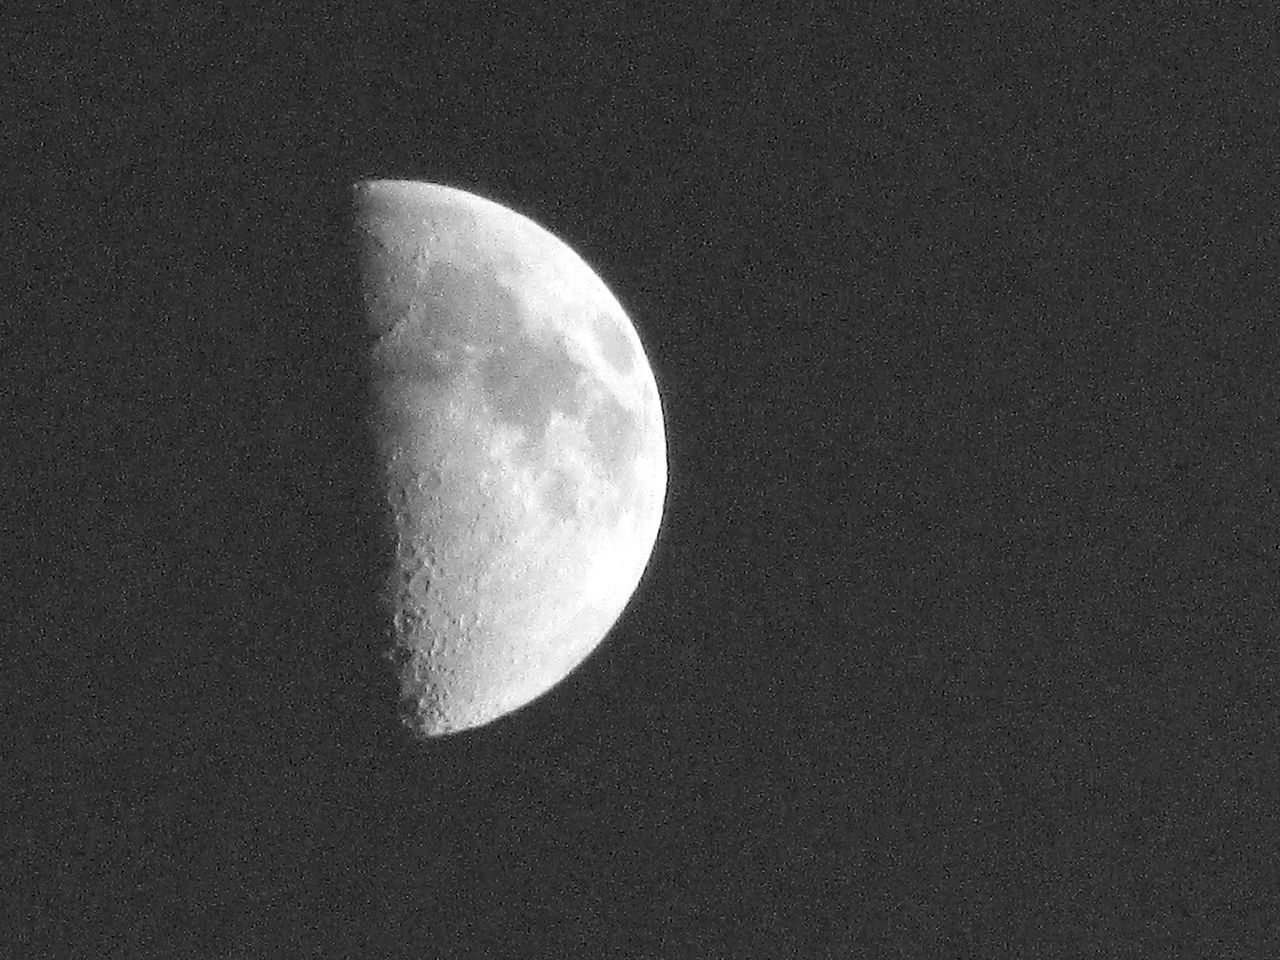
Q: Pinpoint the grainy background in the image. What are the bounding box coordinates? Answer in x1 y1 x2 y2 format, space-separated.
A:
9 5 1279 957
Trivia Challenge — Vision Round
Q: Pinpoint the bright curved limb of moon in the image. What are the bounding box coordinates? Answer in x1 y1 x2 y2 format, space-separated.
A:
353 179 667 737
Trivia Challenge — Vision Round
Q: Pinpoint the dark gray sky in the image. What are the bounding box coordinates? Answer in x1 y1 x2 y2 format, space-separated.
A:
11 6 1279 957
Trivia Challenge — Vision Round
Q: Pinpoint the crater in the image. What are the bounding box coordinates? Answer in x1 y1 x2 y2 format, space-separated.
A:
585 395 642 480
358 228 414 339
592 309 635 374
541 469 581 521
375 261 522 387
479 332 590 439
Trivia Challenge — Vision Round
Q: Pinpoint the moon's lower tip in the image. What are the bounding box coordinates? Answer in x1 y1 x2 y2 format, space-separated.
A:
404 718 488 740
398 695 490 739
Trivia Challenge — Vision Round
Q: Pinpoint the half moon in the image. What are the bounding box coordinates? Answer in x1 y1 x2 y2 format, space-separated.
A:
354 179 667 737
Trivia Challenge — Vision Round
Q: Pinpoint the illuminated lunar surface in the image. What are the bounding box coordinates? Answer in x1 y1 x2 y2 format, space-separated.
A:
354 179 667 736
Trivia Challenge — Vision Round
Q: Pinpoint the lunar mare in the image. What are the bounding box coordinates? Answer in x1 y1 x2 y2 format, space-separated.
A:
355 179 666 736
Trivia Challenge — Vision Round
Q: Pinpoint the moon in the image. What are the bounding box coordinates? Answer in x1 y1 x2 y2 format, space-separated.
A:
353 179 667 737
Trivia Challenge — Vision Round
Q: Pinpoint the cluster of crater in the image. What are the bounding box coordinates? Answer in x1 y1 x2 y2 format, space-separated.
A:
370 252 647 518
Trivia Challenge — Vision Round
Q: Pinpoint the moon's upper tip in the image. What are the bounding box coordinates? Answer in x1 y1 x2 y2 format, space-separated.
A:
354 178 468 197
354 177 428 195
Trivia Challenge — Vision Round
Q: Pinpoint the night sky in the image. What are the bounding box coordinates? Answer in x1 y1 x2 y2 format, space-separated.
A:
11 6 1280 957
